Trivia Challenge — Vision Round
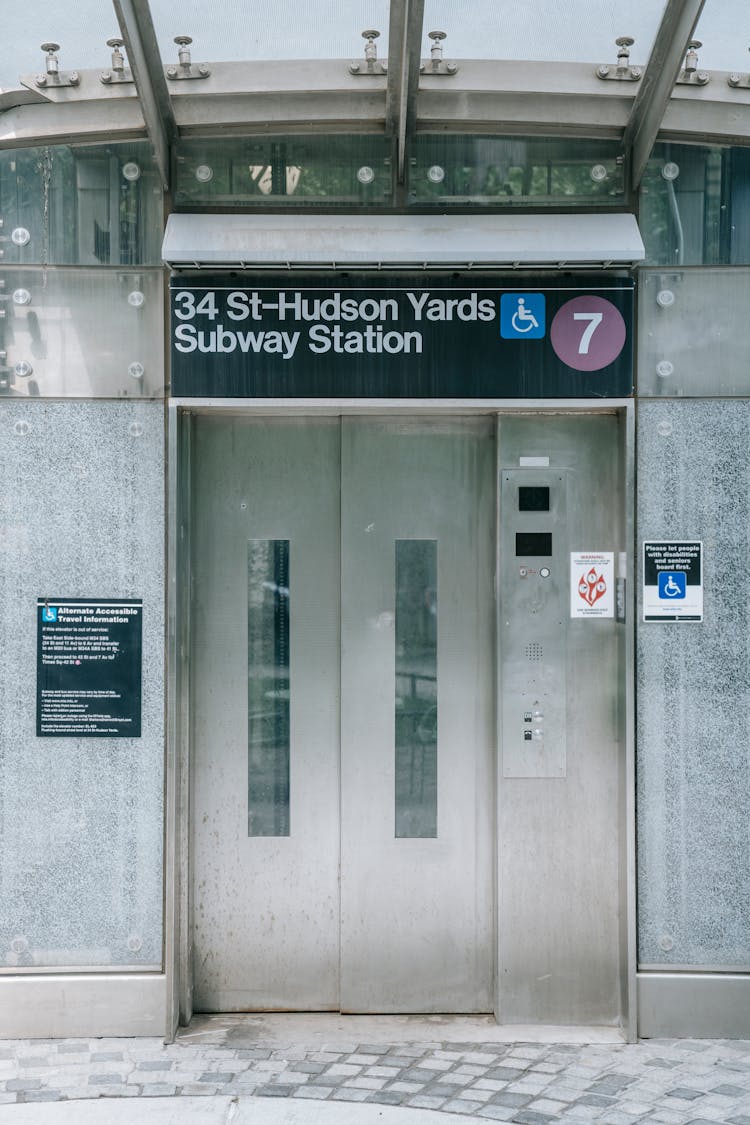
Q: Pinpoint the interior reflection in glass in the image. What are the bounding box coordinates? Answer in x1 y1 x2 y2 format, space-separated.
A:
247 539 290 836
395 540 438 838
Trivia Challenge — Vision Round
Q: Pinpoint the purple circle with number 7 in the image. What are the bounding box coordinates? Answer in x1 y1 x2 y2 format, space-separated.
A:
550 295 626 371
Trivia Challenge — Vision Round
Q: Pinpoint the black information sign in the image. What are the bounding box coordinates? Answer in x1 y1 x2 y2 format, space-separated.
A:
643 541 703 622
36 599 143 737
170 273 634 399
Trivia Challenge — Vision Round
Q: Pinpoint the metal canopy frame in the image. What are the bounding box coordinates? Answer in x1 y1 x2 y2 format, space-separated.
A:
386 0 425 187
113 0 177 190
2 0 750 170
623 0 707 190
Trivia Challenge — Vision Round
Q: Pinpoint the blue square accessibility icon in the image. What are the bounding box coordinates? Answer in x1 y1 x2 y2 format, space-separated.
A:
500 293 546 340
658 571 686 600
41 606 58 622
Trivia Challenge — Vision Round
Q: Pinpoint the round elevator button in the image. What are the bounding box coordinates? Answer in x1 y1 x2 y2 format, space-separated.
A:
540 567 550 578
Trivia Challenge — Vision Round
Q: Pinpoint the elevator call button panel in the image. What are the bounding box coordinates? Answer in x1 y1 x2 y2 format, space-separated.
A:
500 469 567 778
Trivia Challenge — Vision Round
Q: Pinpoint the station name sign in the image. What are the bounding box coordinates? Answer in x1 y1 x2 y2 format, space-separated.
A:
170 274 634 399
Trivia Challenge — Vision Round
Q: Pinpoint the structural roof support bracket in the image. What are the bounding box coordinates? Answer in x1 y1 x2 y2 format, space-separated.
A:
113 0 177 191
386 0 425 185
623 0 706 192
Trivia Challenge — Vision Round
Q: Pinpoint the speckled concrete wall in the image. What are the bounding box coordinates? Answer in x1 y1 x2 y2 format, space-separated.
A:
637 400 750 968
0 401 165 969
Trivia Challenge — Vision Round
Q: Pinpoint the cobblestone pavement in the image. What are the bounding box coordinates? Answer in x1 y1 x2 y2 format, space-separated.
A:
1 1031 750 1122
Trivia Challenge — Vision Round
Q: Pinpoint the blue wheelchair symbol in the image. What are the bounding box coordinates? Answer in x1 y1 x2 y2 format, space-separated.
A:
41 606 58 622
500 293 546 340
658 572 686 600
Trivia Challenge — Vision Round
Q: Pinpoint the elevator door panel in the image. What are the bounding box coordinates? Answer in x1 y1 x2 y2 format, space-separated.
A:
190 416 494 1013
191 418 341 1011
340 419 494 1012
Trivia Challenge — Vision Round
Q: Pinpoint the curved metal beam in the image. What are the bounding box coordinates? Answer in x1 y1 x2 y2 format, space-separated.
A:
623 0 706 190
113 0 176 190
386 0 425 184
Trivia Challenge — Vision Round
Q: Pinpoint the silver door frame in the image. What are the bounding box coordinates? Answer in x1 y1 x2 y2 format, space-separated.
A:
166 398 635 1040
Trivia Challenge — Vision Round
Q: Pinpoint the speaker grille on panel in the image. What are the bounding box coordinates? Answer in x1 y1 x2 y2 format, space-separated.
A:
525 642 543 662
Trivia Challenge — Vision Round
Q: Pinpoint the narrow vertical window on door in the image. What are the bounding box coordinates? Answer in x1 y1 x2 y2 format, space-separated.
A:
395 539 438 838
247 539 290 836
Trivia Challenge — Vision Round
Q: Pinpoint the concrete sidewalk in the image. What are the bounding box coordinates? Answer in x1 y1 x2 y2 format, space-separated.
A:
0 1015 749 1123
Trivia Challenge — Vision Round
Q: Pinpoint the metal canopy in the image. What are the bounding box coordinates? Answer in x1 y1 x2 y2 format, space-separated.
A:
161 212 645 270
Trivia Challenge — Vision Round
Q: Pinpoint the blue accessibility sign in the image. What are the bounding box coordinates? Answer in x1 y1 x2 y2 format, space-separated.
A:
41 606 58 622
658 571 686 600
500 293 546 340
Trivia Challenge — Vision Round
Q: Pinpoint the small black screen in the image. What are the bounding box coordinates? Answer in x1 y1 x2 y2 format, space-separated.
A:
518 486 550 512
516 532 552 556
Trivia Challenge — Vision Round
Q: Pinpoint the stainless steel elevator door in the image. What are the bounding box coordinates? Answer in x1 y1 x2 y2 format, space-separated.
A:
190 415 494 1013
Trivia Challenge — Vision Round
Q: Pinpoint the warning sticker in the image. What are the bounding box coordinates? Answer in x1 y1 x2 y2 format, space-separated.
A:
643 541 703 622
570 552 615 618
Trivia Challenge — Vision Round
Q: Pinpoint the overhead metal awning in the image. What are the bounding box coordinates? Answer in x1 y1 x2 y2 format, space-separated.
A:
162 213 645 271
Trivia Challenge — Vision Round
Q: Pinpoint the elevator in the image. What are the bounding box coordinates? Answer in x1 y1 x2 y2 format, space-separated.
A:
181 407 632 1027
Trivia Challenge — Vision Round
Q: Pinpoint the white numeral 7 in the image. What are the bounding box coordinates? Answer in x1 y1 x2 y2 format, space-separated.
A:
573 311 603 354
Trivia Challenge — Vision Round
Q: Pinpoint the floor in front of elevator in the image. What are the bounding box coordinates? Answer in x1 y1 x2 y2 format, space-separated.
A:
177 1013 626 1049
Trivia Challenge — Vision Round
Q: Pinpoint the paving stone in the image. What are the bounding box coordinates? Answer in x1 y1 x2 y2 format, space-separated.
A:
177 1084 218 1095
6 1080 42 1091
386 1081 424 1094
140 1084 177 1096
442 1098 483 1114
198 1071 236 1082
476 1106 518 1121
331 1087 370 1102
512 1111 557 1125
667 1087 706 1100
456 1087 494 1103
490 1066 531 1080
577 1093 618 1106
366 1089 404 1105
343 1077 387 1090
255 1084 295 1097
713 1085 748 1096
294 1086 332 1100
406 1094 449 1110
490 1090 532 1107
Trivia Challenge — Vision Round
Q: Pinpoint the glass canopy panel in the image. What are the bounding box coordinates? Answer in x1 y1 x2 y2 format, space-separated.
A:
148 0 390 63
692 1 749 73
0 1 117 92
423 0 667 65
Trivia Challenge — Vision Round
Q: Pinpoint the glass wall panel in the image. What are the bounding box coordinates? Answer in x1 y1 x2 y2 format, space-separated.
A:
0 401 164 971
0 143 162 266
0 267 164 399
175 137 392 208
247 540 290 837
410 137 624 206
637 400 750 969
638 268 750 396
639 143 750 266
395 540 437 839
